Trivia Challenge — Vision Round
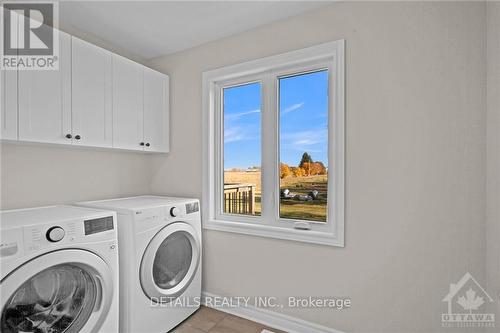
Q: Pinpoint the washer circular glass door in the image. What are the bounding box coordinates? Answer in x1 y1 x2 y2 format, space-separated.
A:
1 250 114 333
140 222 200 303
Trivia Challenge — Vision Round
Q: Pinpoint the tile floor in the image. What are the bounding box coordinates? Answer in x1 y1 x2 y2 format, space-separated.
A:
171 306 287 333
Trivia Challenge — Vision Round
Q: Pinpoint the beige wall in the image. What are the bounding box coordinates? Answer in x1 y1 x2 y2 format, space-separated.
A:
149 2 487 332
0 143 151 209
487 0 500 316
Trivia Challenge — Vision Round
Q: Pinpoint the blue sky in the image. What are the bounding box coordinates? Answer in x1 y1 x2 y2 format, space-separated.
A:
223 70 328 170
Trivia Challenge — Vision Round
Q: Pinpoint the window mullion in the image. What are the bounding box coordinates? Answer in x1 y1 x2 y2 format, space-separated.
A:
260 72 278 226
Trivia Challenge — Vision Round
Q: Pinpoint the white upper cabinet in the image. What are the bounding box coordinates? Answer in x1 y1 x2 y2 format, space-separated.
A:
0 68 18 140
3 27 169 153
18 31 71 144
112 55 144 150
71 37 112 147
143 68 169 153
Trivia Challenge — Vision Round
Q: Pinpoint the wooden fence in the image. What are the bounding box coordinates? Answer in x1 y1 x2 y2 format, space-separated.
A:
223 183 255 214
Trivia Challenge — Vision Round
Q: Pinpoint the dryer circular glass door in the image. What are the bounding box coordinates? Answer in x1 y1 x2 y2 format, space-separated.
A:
140 222 200 303
0 249 114 333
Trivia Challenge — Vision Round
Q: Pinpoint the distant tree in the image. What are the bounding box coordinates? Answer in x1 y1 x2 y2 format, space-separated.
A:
227 167 244 172
299 152 313 168
280 163 292 179
300 162 326 176
292 167 306 177
301 162 312 176
311 162 327 175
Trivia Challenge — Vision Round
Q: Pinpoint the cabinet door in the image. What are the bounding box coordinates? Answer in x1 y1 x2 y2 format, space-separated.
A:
112 55 144 150
1 10 19 141
18 31 72 144
72 37 112 147
0 68 18 140
143 68 169 153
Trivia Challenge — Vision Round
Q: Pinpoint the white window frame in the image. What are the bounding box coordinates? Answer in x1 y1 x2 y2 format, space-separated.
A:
202 40 345 247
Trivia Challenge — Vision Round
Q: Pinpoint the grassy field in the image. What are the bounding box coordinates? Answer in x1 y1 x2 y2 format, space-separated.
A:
224 171 327 222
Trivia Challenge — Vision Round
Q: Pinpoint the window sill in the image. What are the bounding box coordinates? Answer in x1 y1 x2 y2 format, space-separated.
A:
203 218 344 247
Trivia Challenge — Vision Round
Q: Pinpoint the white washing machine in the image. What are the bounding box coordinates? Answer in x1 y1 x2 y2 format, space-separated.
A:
78 196 202 333
0 205 119 333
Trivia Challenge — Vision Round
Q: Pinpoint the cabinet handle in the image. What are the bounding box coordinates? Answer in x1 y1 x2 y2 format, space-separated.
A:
66 134 72 139
145 143 150 147
140 142 145 146
75 135 81 140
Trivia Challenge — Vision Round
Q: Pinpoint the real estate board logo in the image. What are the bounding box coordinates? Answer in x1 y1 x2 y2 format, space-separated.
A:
442 272 496 328
1 1 59 70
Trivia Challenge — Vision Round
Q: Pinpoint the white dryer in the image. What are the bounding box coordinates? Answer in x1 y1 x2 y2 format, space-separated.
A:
78 196 202 333
0 205 119 333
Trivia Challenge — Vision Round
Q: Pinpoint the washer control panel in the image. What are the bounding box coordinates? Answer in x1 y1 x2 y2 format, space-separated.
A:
170 207 180 217
84 216 114 235
185 202 199 214
0 228 23 259
21 216 116 254
0 208 117 260
46 226 65 242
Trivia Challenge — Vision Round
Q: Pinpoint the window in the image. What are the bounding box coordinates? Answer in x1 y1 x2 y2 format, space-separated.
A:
203 40 345 246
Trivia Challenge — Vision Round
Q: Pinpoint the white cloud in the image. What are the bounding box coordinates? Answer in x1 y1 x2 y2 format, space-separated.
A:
281 102 305 115
224 127 245 143
294 138 320 145
225 109 260 120
281 129 327 151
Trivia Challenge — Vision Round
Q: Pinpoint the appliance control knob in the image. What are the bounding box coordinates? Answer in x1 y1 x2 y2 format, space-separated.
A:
170 207 180 217
47 226 65 242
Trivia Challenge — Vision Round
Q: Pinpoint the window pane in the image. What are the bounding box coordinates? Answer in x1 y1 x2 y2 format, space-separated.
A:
279 70 328 222
223 82 262 216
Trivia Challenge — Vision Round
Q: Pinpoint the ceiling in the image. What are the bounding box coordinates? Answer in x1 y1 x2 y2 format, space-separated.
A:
59 1 330 60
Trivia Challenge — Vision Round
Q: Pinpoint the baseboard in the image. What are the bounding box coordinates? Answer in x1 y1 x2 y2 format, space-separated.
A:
201 291 345 333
